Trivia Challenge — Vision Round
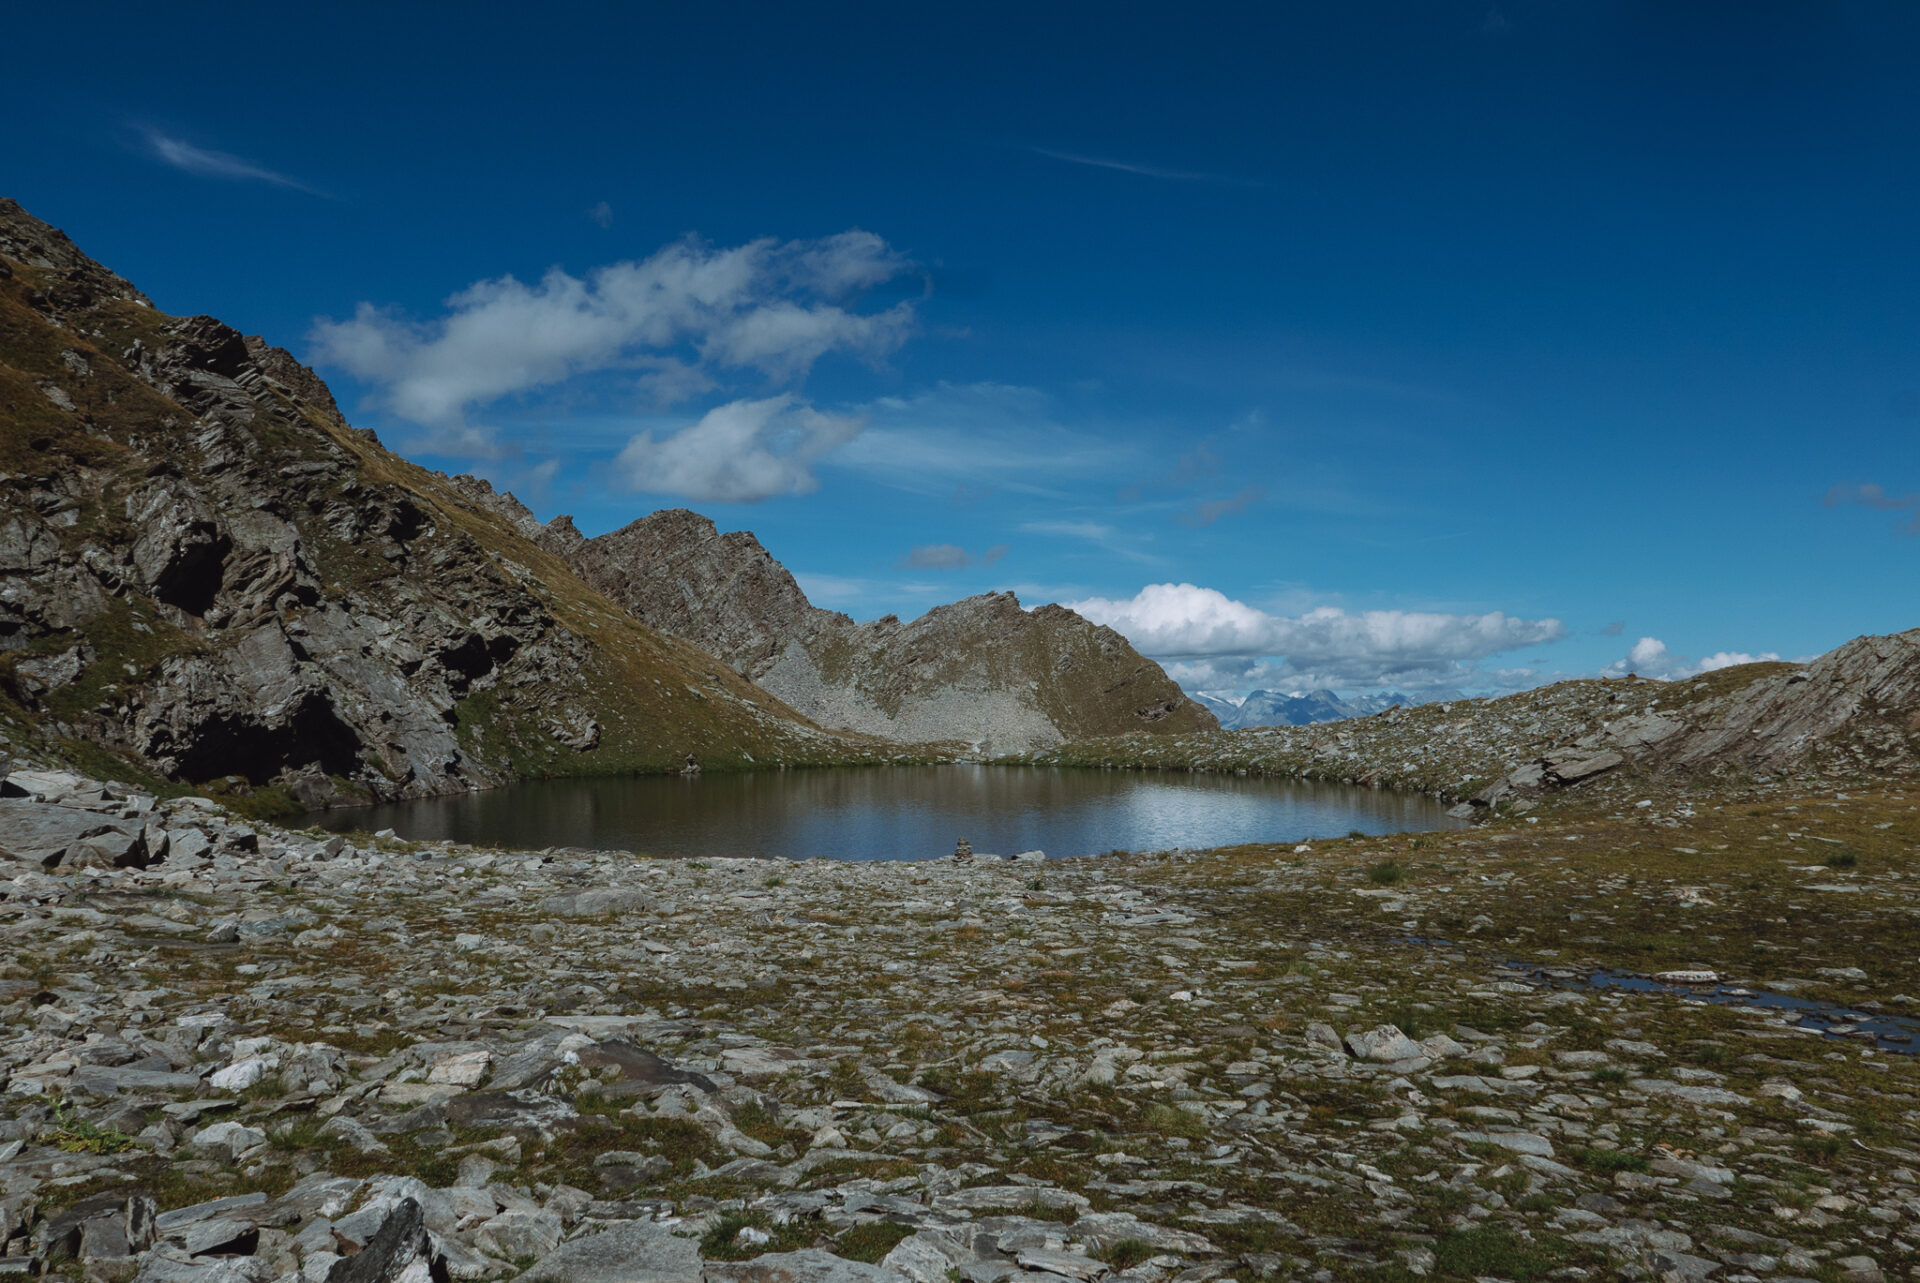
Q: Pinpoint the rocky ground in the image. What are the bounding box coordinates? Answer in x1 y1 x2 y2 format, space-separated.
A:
4 760 1920 1283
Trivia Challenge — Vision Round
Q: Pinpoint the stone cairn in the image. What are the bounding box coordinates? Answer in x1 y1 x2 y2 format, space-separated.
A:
953 836 973 863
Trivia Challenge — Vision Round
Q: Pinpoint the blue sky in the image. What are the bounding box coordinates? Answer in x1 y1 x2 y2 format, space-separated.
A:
8 1 1917 695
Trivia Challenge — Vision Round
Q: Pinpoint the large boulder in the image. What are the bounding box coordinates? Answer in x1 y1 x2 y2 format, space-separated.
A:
520 1219 702 1283
0 799 147 868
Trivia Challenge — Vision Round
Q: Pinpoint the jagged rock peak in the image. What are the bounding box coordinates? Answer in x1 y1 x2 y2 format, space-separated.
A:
462 492 1220 751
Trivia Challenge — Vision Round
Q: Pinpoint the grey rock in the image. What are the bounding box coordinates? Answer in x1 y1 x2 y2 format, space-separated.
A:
326 1197 432 1283
934 1187 1090 1215
132 1253 277 1282
544 888 654 917
473 1208 563 1261
155 1194 269 1235
1649 1248 1722 1283
1343 1025 1423 1063
187 1120 266 1161
705 1249 911 1283
0 798 145 868
1456 1130 1555 1157
519 1219 702 1283
880 1232 984 1283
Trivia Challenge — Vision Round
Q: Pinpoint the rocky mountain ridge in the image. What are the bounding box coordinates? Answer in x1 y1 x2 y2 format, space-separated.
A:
1032 628 1920 808
0 197 918 808
456 488 1217 752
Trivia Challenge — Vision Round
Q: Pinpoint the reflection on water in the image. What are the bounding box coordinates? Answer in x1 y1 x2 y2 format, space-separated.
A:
306 765 1461 861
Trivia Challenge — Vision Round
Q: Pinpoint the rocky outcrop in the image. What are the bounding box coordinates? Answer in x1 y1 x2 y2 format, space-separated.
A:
454 498 1218 752
0 197 888 804
1654 629 1920 776
1466 630 1920 809
1035 631 1920 808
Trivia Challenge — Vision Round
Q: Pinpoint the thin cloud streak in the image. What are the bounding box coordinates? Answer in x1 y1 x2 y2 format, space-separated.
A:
1018 519 1165 566
1031 146 1270 188
143 128 321 194
1825 482 1920 534
829 383 1139 498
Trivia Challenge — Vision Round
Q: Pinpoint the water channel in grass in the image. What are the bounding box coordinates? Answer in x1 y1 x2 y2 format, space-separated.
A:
305 764 1464 861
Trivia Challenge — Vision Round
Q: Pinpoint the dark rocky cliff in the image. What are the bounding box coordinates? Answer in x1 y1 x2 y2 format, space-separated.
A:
0 198 892 807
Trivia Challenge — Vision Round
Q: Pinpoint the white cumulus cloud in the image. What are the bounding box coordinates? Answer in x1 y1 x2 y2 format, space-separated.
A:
309 230 915 455
1067 582 1566 691
1606 636 1785 680
613 395 863 504
1626 636 1669 670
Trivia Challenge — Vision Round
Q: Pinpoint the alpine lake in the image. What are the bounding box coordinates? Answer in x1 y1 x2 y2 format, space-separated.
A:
305 763 1463 860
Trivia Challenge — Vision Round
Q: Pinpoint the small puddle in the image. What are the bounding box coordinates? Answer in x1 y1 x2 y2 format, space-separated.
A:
1399 937 1920 1055
1505 963 1920 1056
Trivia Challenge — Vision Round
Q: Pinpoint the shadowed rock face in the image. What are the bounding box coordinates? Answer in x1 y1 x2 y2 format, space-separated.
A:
460 500 1219 752
0 197 876 803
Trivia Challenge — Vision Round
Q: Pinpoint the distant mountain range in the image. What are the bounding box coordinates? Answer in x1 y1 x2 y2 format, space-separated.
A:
1190 687 1461 728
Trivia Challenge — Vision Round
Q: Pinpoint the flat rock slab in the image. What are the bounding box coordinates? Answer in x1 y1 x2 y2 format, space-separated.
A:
934 1187 1090 1215
706 1250 911 1283
0 798 143 866
544 888 653 916
521 1219 702 1283
1631 1079 1749 1107
576 1039 715 1095
722 1046 826 1079
1456 1130 1555 1158
445 1090 580 1133
1012 1250 1104 1280
155 1193 269 1234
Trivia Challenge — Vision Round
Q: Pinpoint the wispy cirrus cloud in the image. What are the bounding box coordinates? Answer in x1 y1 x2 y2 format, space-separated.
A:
1031 146 1270 188
1825 482 1920 533
895 543 1009 570
142 128 320 193
1177 483 1265 527
830 382 1137 497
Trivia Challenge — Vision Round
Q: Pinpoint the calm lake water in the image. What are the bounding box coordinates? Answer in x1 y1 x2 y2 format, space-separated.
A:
306 765 1462 861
